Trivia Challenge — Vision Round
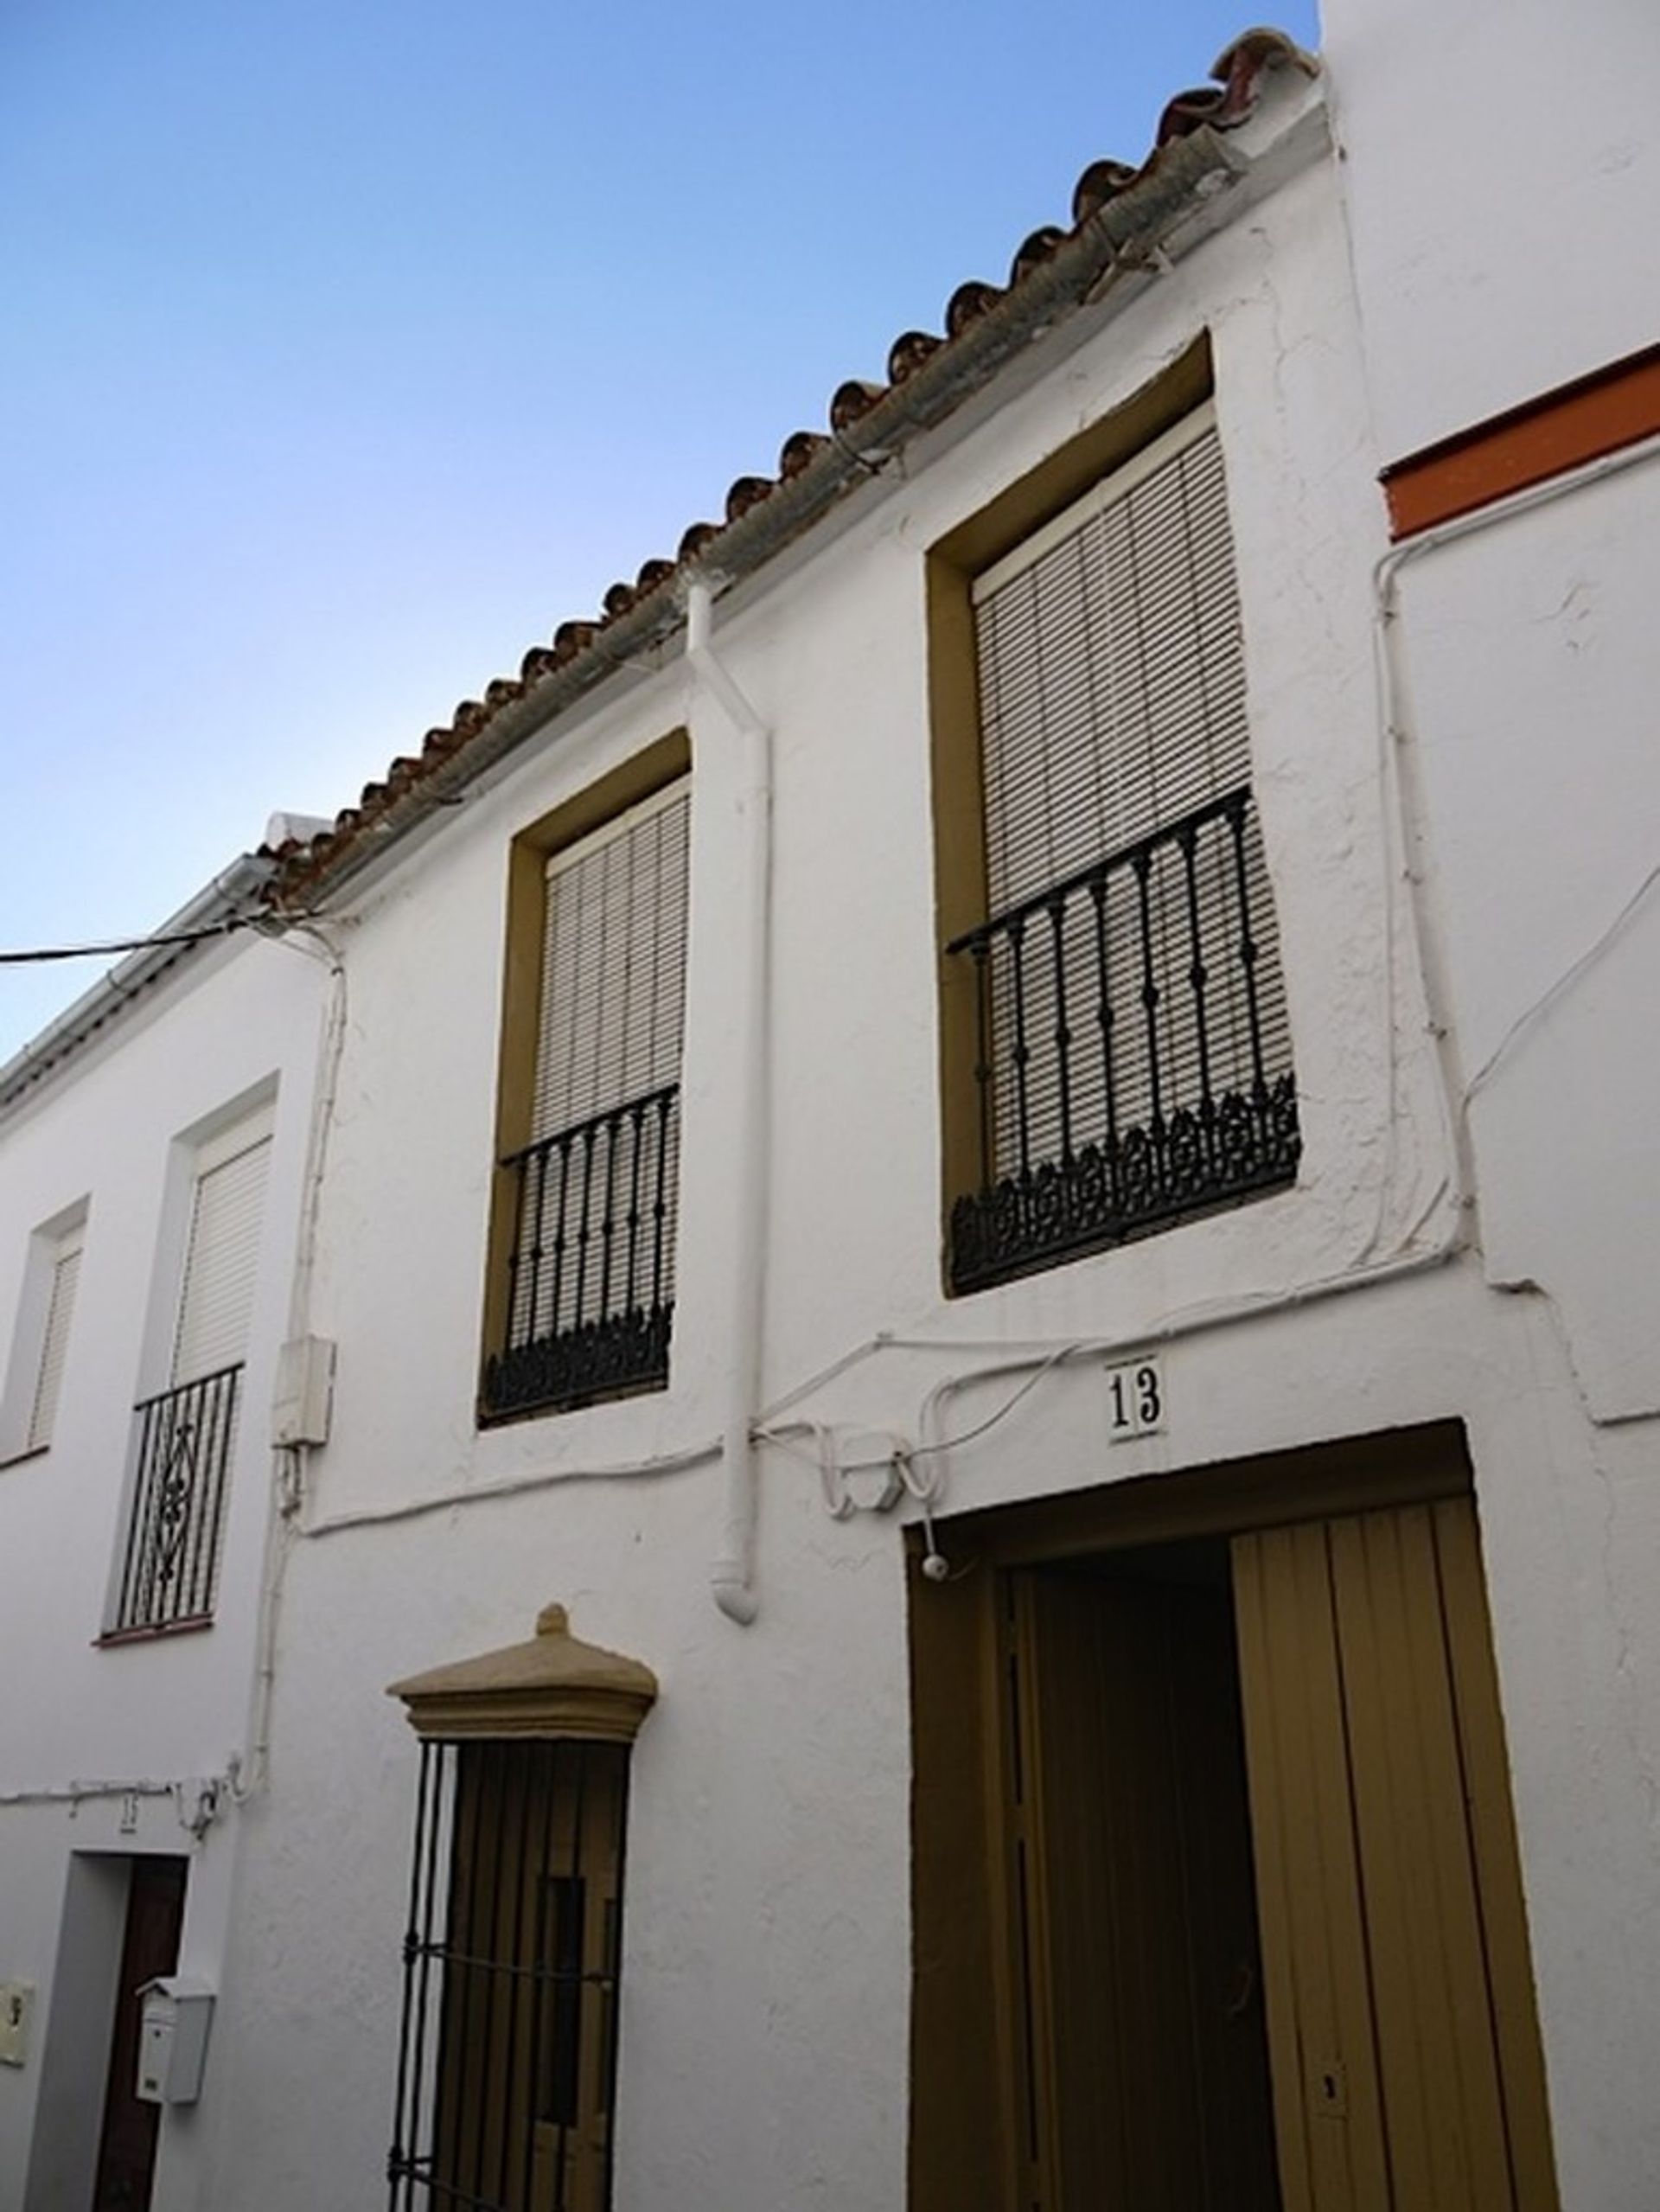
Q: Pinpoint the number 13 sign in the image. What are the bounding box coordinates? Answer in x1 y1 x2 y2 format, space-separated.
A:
1106 1355 1165 1440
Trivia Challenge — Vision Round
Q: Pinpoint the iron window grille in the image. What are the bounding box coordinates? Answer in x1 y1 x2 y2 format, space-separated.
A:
389 1737 630 2212
484 783 688 1420
111 1365 242 1632
948 402 1299 1293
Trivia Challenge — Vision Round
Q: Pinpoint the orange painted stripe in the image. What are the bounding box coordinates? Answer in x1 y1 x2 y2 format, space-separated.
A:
1382 342 1660 540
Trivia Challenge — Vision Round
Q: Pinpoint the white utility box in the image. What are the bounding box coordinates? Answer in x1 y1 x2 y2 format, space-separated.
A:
271 1334 336 1448
136 1977 214 2105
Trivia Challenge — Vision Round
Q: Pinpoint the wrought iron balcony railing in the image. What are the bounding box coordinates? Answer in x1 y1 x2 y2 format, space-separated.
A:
947 789 1300 1295
484 1084 679 1419
112 1364 242 1633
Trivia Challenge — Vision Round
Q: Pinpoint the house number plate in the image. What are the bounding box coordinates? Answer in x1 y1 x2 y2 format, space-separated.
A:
1106 1354 1165 1441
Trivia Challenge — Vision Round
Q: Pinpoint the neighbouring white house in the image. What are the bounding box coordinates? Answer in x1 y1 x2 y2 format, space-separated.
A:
0 858 332 2212
3 4 1658 2209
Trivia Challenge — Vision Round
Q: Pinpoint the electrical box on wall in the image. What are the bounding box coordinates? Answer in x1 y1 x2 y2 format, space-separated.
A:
271 1335 335 1448
136 1978 214 2105
0 1981 34 2067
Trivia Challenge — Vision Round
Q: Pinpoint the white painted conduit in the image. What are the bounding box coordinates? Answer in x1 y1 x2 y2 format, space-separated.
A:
684 579 772 1625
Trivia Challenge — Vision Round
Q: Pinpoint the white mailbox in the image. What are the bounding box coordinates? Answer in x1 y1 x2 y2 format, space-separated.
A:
136 1977 214 2105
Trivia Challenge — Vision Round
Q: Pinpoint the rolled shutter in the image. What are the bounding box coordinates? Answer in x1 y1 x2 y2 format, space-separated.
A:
533 781 690 1141
26 1228 83 1452
171 1130 271 1385
974 405 1250 911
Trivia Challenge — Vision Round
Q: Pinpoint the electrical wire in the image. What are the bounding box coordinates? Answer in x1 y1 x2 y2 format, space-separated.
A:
0 917 261 965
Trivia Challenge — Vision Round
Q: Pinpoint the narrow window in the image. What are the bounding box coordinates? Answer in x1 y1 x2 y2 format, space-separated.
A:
110 1109 272 1633
0 1205 88 1463
27 1223 84 1454
943 404 1299 1293
484 780 689 1419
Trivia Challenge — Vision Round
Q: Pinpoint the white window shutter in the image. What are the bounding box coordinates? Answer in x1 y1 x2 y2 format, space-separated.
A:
533 783 690 1141
974 408 1250 915
25 1230 83 1453
171 1132 271 1385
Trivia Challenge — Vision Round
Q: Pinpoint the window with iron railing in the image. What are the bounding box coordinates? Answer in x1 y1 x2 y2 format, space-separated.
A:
108 1109 271 1635
943 403 1299 1295
483 782 688 1420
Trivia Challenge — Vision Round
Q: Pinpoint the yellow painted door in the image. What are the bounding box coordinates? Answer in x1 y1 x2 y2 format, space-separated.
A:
1233 1499 1558 2212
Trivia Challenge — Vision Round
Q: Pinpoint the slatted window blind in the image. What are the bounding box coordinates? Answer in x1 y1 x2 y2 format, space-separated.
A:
533 783 690 1142
969 405 1291 1187
172 1122 272 1385
25 1224 83 1453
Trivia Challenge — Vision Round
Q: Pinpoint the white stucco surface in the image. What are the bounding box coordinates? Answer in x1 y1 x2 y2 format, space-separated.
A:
1321 0 1660 457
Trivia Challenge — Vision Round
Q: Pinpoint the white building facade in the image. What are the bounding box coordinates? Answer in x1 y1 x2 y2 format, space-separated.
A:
3 8 1657 2208
0 885 330 2212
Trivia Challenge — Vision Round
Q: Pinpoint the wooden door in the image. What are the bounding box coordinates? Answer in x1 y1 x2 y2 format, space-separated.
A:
1233 1499 1558 2212
436 1740 627 2212
1010 1555 1281 2211
92 1856 187 2212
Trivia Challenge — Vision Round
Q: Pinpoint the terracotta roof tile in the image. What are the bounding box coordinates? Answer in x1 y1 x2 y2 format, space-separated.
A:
265 26 1316 910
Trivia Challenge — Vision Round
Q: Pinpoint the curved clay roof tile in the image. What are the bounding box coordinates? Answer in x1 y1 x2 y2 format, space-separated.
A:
1072 157 1139 225
725 475 775 522
946 280 1003 337
778 428 830 480
887 329 942 384
483 678 521 710
635 557 677 594
1154 84 1227 144
552 621 596 662
678 520 722 562
1009 226 1066 285
603 581 637 620
520 644 559 685
1212 28 1316 119
828 379 884 432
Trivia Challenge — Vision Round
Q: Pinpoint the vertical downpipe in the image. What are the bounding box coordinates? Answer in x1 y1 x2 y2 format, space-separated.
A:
686 579 769 1625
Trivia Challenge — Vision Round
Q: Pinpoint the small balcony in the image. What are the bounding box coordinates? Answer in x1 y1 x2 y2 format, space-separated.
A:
110 1365 242 1634
947 790 1300 1295
484 1084 679 1419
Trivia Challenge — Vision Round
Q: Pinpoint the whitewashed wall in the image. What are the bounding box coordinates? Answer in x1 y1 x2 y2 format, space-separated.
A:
1320 0 1660 457
1316 10 1660 2199
118 60 1660 2212
0 934 326 2212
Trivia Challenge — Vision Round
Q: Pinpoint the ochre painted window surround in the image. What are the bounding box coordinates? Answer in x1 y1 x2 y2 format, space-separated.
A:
929 339 1299 1297
481 732 691 1425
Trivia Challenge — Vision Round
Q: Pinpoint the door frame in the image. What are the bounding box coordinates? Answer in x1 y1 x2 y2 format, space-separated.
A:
905 1419 1553 2212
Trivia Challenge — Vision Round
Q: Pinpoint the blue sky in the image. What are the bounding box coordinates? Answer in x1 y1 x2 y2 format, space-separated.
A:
0 0 1319 1060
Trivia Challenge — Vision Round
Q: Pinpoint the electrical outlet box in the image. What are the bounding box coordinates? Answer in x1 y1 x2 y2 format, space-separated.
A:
271 1336 335 1448
0 1981 34 2067
136 1979 214 2105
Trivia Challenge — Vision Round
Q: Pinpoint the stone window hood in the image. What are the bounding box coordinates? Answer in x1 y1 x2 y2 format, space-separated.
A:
387 1603 658 1743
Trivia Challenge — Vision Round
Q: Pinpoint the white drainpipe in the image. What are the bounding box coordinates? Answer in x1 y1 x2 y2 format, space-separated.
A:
686 579 770 1625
